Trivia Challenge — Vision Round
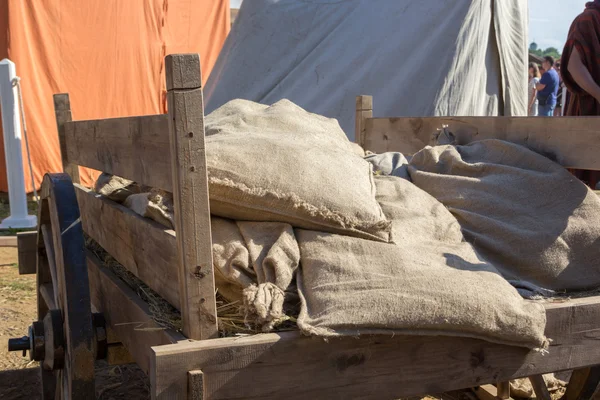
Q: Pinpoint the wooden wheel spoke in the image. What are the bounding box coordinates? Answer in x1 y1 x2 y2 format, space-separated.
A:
41 224 60 308
39 283 57 311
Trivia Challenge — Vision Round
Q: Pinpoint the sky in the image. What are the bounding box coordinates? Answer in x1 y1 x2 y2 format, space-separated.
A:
229 0 583 53
529 0 584 51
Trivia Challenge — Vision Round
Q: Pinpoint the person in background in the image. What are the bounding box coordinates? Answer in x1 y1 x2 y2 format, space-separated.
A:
535 56 560 116
561 0 600 187
528 63 541 116
561 1 600 115
539 65 546 75
554 62 563 116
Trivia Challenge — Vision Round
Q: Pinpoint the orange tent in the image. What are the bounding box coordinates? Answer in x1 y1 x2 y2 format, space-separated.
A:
0 0 230 192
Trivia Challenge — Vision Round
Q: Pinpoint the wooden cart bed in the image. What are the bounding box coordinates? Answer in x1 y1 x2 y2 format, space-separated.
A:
16 55 600 399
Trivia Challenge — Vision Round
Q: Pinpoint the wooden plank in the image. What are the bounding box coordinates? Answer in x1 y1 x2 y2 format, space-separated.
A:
355 95 373 148
166 53 217 340
17 231 36 274
188 370 204 400
473 385 502 400
63 114 171 190
86 249 185 375
528 375 551 400
75 184 180 309
363 116 600 170
151 296 600 400
53 94 80 183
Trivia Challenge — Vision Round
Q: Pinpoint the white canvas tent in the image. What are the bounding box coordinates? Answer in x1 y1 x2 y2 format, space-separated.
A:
206 0 528 140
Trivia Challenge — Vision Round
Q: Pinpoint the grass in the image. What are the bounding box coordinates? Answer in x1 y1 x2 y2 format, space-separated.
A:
3 280 35 292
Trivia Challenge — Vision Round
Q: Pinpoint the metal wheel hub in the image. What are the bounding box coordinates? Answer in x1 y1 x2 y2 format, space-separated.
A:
8 310 107 370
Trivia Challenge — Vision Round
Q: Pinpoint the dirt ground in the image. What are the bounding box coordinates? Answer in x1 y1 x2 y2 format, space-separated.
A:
0 244 570 400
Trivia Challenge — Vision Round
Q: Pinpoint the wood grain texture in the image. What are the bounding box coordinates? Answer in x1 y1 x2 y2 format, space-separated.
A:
87 250 185 375
363 116 600 170
150 296 600 400
188 370 204 400
74 184 180 309
53 94 80 183
63 114 171 190
355 95 373 147
17 231 37 274
166 54 217 340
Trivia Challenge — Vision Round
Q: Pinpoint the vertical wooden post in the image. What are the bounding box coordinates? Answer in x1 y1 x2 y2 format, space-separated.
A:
165 54 218 340
355 95 373 149
187 370 204 400
53 94 80 183
528 375 551 400
496 381 510 399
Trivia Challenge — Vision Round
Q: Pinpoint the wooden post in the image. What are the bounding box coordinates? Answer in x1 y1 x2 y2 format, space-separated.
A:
355 95 373 148
165 54 218 340
53 94 80 183
496 381 510 399
188 370 204 400
528 375 551 400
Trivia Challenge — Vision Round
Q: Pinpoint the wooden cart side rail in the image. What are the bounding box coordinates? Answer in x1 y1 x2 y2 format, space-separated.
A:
87 249 186 375
355 95 600 171
62 114 172 191
150 296 600 400
54 53 218 341
74 184 180 309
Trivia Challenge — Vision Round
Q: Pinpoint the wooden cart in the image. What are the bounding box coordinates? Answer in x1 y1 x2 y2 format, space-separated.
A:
8 54 600 399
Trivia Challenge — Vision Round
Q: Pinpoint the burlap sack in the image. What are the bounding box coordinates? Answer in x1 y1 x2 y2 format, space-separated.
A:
94 173 143 203
121 193 299 331
510 374 565 398
296 175 547 349
364 152 412 181
212 218 300 331
123 191 174 229
204 99 390 242
408 139 600 292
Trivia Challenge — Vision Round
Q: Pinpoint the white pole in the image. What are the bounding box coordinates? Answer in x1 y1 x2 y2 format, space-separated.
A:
0 59 36 229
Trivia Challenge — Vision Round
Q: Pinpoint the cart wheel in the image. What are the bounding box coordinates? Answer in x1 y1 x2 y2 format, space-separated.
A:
8 173 107 399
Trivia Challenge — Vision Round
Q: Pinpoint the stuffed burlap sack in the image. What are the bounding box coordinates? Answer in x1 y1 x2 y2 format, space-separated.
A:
122 193 300 332
296 175 547 349
94 173 144 203
212 218 300 331
204 99 390 242
408 139 600 292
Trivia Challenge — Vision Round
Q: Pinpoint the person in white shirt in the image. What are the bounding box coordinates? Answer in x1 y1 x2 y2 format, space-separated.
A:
528 62 541 116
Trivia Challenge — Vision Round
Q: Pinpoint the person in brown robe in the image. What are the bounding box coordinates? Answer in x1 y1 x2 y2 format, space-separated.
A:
561 0 600 187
